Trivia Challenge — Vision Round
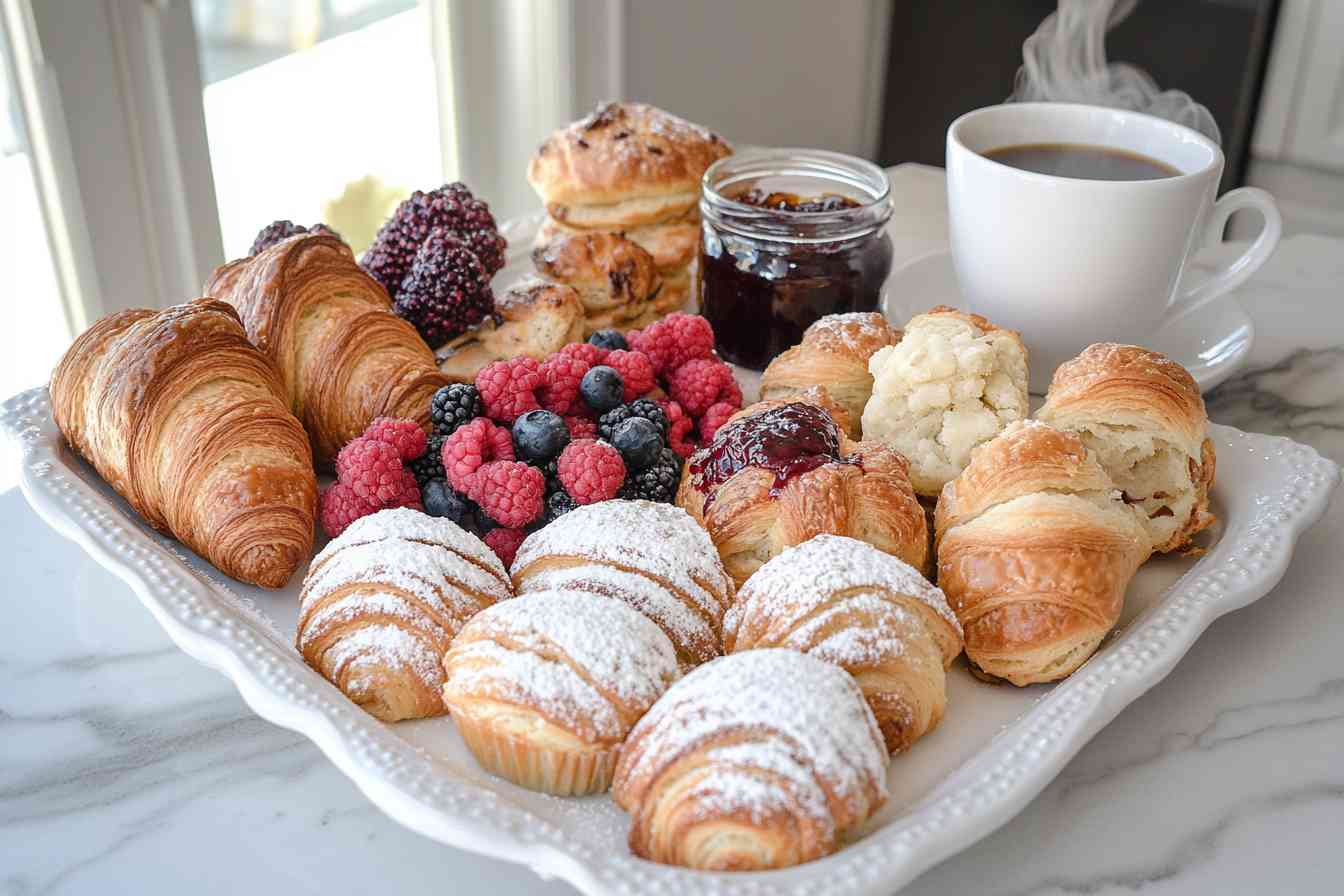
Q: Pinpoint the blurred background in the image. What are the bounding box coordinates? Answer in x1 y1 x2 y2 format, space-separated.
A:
3 0 1340 408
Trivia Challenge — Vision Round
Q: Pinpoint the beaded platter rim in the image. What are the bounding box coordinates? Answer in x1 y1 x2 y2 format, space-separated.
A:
4 383 1338 896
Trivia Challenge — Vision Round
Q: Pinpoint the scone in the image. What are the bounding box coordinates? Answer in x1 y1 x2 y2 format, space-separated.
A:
437 278 584 382
761 312 903 438
1037 342 1216 554
862 306 1029 497
677 388 928 588
442 590 679 795
531 231 663 335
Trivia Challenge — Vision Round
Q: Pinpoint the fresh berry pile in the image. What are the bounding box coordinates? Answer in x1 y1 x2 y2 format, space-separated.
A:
361 182 506 346
319 417 426 538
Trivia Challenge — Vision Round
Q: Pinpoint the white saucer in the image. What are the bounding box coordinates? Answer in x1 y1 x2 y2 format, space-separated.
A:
880 249 1254 393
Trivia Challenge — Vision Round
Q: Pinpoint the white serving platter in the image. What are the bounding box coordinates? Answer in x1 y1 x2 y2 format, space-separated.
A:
3 381 1337 895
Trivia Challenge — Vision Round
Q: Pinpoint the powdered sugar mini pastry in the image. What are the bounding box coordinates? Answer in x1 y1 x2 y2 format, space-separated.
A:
724 535 962 753
297 508 511 721
862 306 1028 497
443 590 679 795
612 648 889 871
510 500 733 669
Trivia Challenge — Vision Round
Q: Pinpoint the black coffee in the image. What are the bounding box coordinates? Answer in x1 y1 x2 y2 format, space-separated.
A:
983 143 1179 181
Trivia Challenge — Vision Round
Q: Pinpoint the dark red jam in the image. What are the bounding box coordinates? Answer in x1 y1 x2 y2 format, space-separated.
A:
733 189 861 213
688 402 856 504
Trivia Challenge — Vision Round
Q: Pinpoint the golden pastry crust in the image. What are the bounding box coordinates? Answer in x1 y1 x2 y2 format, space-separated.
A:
50 299 317 588
537 213 701 272
530 231 663 335
297 508 511 721
677 390 928 589
761 312 902 439
935 421 1150 686
1037 342 1215 554
724 535 962 752
436 279 585 382
205 234 449 467
527 102 732 228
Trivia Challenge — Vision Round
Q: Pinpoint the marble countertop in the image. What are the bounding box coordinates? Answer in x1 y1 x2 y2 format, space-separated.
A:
4 165 1342 895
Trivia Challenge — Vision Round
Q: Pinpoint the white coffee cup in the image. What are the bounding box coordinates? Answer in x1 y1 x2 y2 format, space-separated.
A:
946 102 1281 393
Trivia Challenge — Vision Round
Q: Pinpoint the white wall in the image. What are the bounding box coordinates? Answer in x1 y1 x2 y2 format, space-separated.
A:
617 0 891 159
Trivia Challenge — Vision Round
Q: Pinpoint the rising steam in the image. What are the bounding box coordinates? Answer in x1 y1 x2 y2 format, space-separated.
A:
1009 0 1221 144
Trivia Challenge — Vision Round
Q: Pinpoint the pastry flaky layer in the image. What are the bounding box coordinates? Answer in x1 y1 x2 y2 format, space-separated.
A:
297 508 511 722
724 535 962 753
935 421 1151 686
677 389 930 590
511 500 734 671
1037 342 1216 555
613 649 889 872
205 233 449 467
437 279 585 383
761 312 903 439
50 298 317 588
531 231 666 336
443 589 680 795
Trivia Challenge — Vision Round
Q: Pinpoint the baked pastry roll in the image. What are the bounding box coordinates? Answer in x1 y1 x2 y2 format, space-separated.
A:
297 508 510 721
612 648 888 871
862 306 1029 497
1037 343 1216 554
677 390 928 589
530 231 663 334
205 233 449 467
511 500 733 670
537 213 700 275
436 279 585 382
935 421 1150 685
50 299 317 588
761 312 903 439
443 590 679 795
724 535 961 753
527 101 732 231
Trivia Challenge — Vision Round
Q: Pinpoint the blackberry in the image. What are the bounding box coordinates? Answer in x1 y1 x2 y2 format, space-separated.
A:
598 398 668 442
620 447 681 503
393 228 494 346
361 182 507 299
249 220 340 256
422 479 471 525
541 457 563 496
430 383 484 436
543 488 579 523
588 329 628 352
408 433 447 487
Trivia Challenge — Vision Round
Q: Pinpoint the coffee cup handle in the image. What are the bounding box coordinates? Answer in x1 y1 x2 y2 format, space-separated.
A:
1167 187 1282 322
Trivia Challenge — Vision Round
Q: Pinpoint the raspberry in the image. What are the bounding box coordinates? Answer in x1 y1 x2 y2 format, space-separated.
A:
626 313 715 375
557 342 607 367
539 353 591 416
476 357 543 424
362 417 428 461
484 527 528 568
319 482 377 538
604 350 656 401
657 400 697 458
388 469 423 510
563 414 598 441
698 402 739 445
556 439 625 505
667 358 742 418
474 461 545 528
442 417 514 496
336 438 409 505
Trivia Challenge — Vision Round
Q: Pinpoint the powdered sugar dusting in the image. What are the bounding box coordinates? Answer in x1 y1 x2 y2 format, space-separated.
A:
805 312 896 356
623 649 887 824
445 591 679 742
322 623 442 694
312 507 506 583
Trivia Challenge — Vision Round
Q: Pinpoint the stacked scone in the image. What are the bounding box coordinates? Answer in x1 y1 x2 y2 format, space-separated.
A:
528 102 733 330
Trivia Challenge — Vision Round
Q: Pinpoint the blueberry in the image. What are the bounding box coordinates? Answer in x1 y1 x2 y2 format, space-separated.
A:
588 329 628 352
611 417 663 470
580 365 625 413
512 409 570 462
422 479 471 525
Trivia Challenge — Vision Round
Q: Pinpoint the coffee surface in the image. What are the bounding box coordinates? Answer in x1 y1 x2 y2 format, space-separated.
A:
983 142 1178 181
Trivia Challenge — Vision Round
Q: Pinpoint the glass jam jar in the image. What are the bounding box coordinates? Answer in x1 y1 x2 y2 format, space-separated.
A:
698 148 894 370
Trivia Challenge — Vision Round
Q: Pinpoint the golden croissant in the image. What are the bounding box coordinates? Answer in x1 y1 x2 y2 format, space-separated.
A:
50 299 317 588
205 233 449 466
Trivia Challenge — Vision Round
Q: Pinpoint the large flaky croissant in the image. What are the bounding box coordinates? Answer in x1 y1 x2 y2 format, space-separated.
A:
935 420 1150 685
205 233 449 466
50 299 317 587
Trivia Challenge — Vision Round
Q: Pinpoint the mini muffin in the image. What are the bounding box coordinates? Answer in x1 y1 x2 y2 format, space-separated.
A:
443 590 680 795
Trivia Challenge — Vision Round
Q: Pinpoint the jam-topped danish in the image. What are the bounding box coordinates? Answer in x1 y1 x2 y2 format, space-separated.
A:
676 389 927 588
